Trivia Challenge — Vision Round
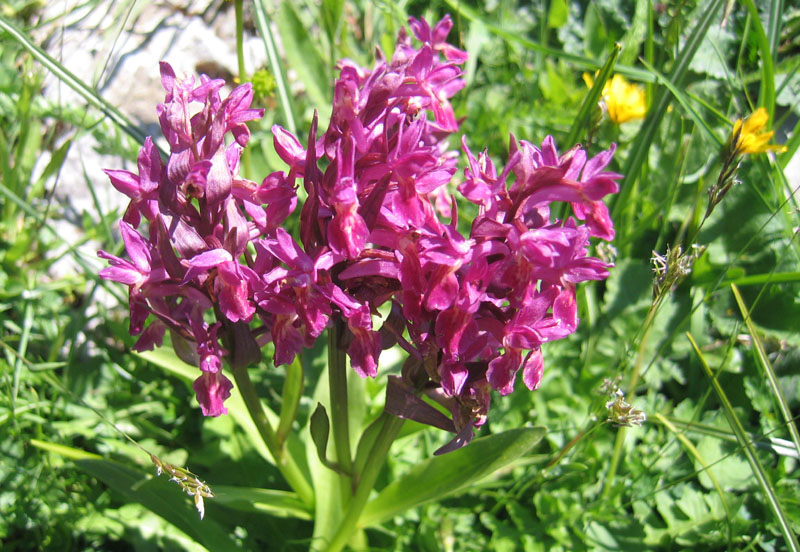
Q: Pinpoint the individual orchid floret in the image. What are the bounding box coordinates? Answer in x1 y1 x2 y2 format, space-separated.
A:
181 249 258 323
192 370 234 417
408 14 468 63
98 221 167 289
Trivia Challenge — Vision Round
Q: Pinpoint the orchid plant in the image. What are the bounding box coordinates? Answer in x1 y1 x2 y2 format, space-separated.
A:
98 15 619 550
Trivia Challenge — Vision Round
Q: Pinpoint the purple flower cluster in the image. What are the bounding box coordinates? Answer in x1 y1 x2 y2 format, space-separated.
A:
99 15 619 443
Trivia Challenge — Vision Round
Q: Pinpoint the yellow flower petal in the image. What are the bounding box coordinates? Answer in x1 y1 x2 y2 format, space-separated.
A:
731 107 787 154
583 73 647 124
603 75 646 124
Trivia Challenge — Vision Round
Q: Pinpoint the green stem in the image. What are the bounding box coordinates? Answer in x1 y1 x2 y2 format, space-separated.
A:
601 299 659 500
230 360 314 507
328 319 354 506
545 418 604 472
234 0 246 81
325 413 405 552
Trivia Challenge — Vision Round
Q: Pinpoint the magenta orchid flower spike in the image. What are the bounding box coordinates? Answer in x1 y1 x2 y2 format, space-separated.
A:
99 14 619 453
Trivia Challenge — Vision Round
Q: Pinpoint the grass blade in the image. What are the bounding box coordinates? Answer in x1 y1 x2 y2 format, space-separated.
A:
731 284 800 456
741 0 775 119
252 0 298 136
0 13 152 151
442 0 656 83
656 415 799 458
613 0 727 224
653 412 734 545
565 43 620 147
639 58 724 148
687 332 800 552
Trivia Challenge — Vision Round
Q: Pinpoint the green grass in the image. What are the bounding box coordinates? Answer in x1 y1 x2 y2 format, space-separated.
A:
1 0 799 550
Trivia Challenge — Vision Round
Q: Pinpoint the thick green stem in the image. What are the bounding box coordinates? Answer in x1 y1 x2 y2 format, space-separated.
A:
325 413 405 552
230 360 314 507
328 320 354 509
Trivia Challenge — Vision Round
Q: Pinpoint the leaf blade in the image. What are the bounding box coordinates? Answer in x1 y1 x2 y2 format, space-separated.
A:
359 427 545 527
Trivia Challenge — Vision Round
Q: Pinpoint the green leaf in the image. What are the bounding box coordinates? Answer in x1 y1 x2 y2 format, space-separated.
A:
277 355 304 445
276 2 330 111
547 0 568 29
212 485 311 520
321 0 344 47
309 402 348 475
359 427 545 527
75 458 237 550
694 433 753 491
252 0 297 135
352 414 385 479
566 42 620 148
30 438 101 460
583 4 608 58
306 364 343 546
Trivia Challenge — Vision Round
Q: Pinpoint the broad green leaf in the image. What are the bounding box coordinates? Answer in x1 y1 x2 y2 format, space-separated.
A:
352 414 385 478
139 348 314 509
618 0 648 67
582 4 608 57
306 363 343 546
75 458 237 550
694 433 752 491
212 485 311 520
359 427 545 527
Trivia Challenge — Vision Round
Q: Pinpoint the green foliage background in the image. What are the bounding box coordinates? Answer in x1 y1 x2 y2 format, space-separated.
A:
1 0 800 550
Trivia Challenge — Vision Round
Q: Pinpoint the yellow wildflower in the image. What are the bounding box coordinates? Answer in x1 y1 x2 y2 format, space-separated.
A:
583 73 647 124
731 107 787 154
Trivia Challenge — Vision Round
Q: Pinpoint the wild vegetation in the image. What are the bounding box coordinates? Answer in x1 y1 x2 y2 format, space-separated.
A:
1 1 799 550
